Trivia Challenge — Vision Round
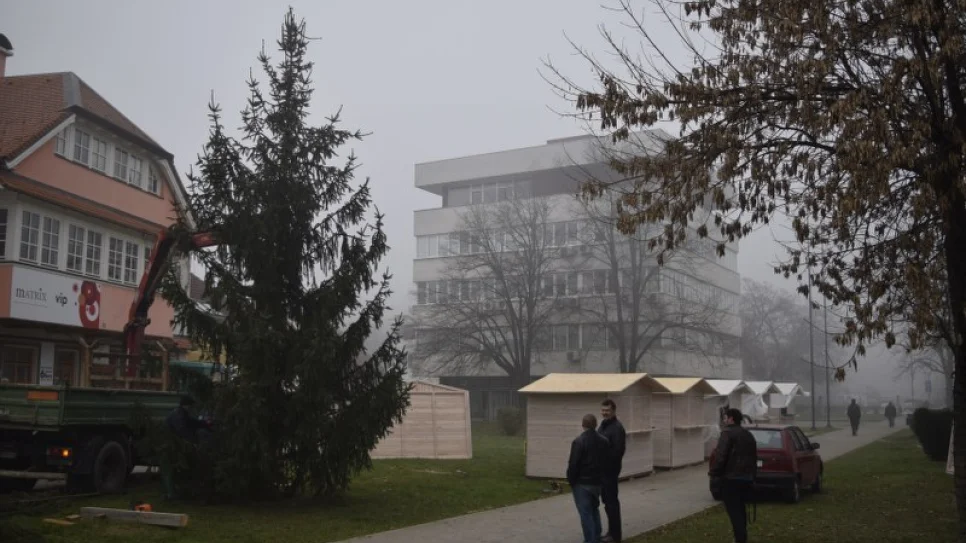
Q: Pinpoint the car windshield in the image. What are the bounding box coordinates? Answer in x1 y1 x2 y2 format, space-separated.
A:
748 429 784 449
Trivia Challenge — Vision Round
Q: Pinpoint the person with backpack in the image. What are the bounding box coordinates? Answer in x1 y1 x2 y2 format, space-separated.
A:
847 399 862 435
709 408 758 543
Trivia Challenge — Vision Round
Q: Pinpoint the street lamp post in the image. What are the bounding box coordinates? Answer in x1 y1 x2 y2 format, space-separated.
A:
808 267 817 431
824 301 832 428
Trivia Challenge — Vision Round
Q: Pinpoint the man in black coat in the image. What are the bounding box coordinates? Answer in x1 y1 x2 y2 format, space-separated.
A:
884 402 897 428
710 408 758 543
598 399 627 543
847 399 862 435
567 413 609 543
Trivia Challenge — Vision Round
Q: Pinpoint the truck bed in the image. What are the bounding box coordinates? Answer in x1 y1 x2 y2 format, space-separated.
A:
0 384 180 429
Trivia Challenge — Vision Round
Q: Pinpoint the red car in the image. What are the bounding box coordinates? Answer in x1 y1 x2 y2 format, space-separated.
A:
709 424 824 503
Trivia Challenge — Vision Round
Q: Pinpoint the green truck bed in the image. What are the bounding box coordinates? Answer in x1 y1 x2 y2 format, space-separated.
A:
0 384 180 429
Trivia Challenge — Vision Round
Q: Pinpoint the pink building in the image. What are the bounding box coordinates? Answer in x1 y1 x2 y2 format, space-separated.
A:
0 36 193 388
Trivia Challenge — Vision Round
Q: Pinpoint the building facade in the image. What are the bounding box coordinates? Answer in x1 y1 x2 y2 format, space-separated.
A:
410 132 742 419
0 40 192 388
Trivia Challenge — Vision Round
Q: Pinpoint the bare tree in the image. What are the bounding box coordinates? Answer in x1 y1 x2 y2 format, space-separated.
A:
898 341 955 409
411 198 568 390
571 195 732 373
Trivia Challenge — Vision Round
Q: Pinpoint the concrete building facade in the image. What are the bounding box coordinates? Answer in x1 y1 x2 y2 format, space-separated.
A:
411 131 742 419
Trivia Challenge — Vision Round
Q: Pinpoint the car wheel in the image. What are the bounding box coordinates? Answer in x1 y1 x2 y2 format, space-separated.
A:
92 441 128 494
785 478 801 503
813 469 824 493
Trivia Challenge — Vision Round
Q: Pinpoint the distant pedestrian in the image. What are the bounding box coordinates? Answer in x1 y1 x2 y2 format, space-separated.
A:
598 399 627 543
568 413 609 543
709 408 758 543
884 402 897 428
847 399 862 436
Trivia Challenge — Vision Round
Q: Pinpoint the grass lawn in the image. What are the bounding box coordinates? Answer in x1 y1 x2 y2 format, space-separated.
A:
632 430 956 543
3 423 547 543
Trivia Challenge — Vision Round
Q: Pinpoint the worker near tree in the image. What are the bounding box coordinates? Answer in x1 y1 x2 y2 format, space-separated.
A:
165 396 208 444
709 408 758 543
567 413 609 543
884 401 897 428
847 399 862 436
598 399 626 543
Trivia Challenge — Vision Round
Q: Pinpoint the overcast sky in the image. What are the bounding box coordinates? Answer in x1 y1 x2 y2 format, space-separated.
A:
5 0 916 398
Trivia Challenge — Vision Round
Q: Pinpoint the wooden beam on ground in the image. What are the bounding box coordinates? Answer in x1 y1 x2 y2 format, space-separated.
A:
79 507 189 528
0 469 65 480
43 518 74 526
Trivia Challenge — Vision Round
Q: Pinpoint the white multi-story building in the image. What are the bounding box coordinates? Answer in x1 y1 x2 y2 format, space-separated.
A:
411 131 742 419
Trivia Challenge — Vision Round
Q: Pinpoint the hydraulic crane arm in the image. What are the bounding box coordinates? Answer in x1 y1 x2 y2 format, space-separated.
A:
124 228 218 366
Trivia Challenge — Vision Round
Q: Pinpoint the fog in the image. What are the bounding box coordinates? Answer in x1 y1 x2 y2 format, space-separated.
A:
4 0 927 400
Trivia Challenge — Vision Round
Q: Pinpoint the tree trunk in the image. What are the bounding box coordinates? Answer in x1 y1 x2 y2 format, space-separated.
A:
942 200 966 542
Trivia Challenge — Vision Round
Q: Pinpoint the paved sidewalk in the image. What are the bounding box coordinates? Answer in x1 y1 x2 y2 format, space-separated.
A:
338 421 903 543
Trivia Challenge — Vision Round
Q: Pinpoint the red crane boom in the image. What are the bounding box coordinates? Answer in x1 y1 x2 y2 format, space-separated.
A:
123 228 217 372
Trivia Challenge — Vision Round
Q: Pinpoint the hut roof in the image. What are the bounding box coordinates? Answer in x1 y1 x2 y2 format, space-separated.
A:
705 379 753 396
652 377 717 395
519 373 667 394
744 381 782 395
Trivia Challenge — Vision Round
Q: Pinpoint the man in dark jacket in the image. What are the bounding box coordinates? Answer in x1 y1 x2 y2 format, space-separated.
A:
885 402 897 427
165 396 207 444
568 414 609 543
710 408 758 543
847 399 862 435
598 399 626 543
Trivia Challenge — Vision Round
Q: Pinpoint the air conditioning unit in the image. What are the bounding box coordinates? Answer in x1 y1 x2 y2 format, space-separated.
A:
566 351 580 363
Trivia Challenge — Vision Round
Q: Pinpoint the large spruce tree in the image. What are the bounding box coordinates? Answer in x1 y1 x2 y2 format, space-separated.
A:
162 9 408 499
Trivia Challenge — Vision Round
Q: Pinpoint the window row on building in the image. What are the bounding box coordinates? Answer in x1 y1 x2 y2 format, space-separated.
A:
0 205 153 287
414 269 737 311
55 124 162 196
413 323 740 356
445 180 532 207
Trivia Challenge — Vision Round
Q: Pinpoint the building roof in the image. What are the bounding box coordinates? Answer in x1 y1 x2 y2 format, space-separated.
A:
519 373 667 394
774 382 806 397
705 379 752 396
744 381 781 395
652 376 717 395
0 72 167 161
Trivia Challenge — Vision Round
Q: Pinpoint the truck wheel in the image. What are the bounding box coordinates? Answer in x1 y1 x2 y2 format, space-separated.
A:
92 441 128 494
0 477 35 493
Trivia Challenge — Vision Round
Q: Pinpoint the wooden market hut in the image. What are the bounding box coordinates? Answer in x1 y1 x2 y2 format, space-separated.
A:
703 379 753 457
371 380 473 460
519 373 668 479
652 377 718 469
743 381 782 421
770 382 808 420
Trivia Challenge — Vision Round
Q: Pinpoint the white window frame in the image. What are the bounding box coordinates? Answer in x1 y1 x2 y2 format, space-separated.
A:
55 127 69 156
91 137 109 172
19 210 40 263
128 155 143 187
85 230 103 278
40 216 61 268
107 237 124 282
114 148 129 182
0 208 8 260
123 241 140 284
66 224 86 272
147 166 161 195
72 128 91 165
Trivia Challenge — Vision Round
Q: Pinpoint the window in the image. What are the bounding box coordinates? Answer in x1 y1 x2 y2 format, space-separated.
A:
497 182 513 201
67 224 86 272
55 127 69 156
53 349 79 386
483 183 497 203
114 149 129 181
85 230 103 277
73 129 91 164
19 211 40 262
417 282 427 305
40 216 60 267
148 166 161 194
128 156 143 187
581 324 611 350
0 209 7 258
0 346 35 384
123 241 140 284
91 137 109 172
552 324 580 350
144 244 151 276
108 237 124 281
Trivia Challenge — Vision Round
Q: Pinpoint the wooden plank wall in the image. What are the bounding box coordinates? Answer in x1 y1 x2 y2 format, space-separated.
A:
371 384 472 460
652 393 672 468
